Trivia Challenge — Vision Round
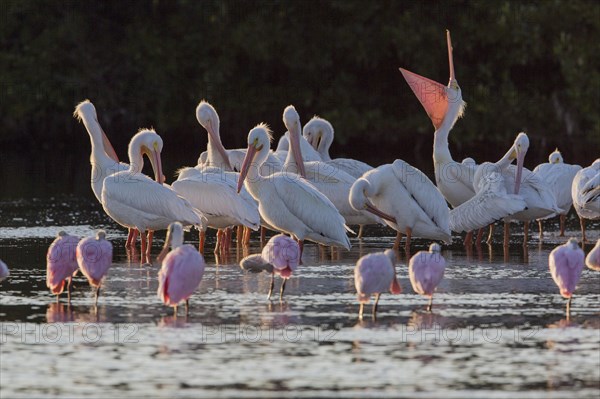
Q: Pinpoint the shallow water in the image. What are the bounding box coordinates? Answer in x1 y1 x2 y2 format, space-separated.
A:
1 197 599 398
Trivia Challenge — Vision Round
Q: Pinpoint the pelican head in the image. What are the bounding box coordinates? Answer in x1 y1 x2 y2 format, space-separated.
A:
96 230 106 240
157 222 184 262
237 124 272 193
196 100 232 170
73 99 96 121
349 178 397 223
511 132 529 194
303 117 334 156
282 105 307 178
429 243 442 253
461 157 476 166
400 30 466 131
128 129 164 184
549 149 563 164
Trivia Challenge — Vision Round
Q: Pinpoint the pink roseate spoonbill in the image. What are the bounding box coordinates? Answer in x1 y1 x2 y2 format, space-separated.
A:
303 116 373 179
282 106 383 233
73 100 139 248
0 260 10 282
533 149 582 237
237 124 351 260
262 234 300 300
156 222 206 315
354 249 402 319
46 231 80 302
572 159 600 242
101 129 206 263
409 243 446 311
76 230 113 305
549 238 585 316
585 239 600 271
349 161 451 252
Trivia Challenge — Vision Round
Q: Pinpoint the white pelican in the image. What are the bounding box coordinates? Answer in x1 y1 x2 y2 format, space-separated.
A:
272 131 322 165
282 106 383 231
102 129 206 262
572 159 600 242
171 166 260 252
302 116 373 179
464 133 561 245
400 31 475 209
237 124 351 258
196 101 283 175
349 160 451 252
533 149 582 236
74 100 139 247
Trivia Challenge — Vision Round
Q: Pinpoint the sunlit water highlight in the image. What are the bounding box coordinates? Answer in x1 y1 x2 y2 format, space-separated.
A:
0 197 599 398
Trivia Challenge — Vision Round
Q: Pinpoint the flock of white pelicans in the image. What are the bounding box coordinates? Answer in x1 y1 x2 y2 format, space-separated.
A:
0 31 598 318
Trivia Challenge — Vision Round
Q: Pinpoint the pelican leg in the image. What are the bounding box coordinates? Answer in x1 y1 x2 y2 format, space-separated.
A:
279 278 287 300
538 220 543 239
199 230 206 255
580 217 586 242
298 240 304 265
260 226 266 247
125 229 134 248
185 300 189 316
214 229 223 254
95 286 100 306
243 227 251 247
503 222 510 247
140 232 148 264
358 303 364 320
486 224 494 244
476 228 484 244
236 226 243 247
146 230 154 259
566 297 572 320
225 227 232 254
393 231 402 251
427 296 433 312
357 225 364 240
404 227 412 254
523 221 529 246
267 272 275 300
464 231 473 247
372 293 381 319
559 214 566 237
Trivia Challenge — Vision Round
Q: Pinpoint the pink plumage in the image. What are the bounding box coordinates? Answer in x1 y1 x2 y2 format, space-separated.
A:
157 222 205 308
76 231 113 288
261 234 300 279
409 243 446 297
158 245 205 306
354 249 401 304
46 231 80 294
586 239 600 271
549 238 585 298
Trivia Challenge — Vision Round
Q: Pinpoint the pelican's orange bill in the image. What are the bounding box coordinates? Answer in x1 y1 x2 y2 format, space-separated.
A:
399 68 449 130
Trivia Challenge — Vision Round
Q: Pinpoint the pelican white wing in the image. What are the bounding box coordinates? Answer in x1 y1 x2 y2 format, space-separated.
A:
449 172 527 232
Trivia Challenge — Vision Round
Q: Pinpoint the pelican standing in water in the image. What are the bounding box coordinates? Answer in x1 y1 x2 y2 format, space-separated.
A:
102 129 206 263
572 159 600 242
237 124 351 259
349 160 451 252
74 100 140 247
533 149 581 237
282 106 383 237
400 31 477 244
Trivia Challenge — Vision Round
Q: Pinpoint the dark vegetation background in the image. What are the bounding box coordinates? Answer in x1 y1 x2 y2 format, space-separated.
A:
0 0 598 200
